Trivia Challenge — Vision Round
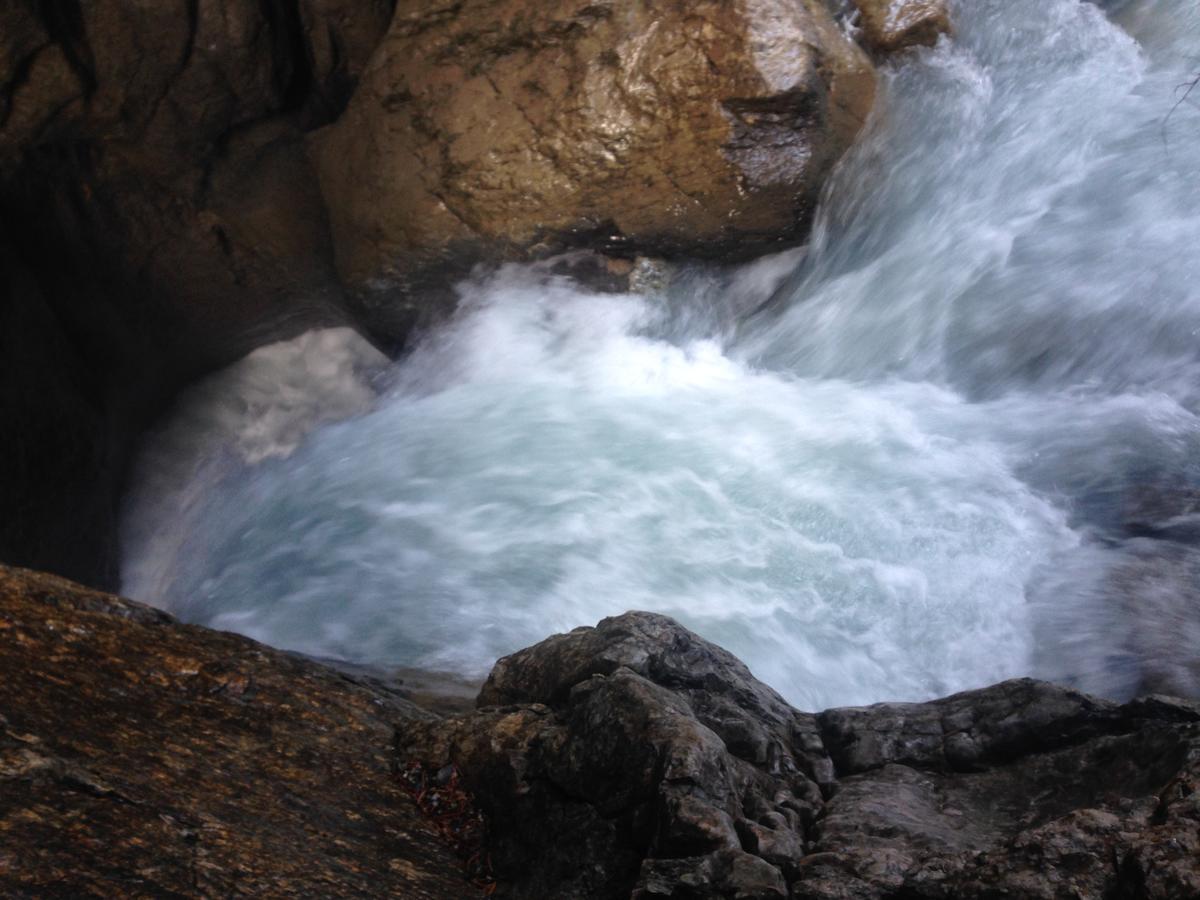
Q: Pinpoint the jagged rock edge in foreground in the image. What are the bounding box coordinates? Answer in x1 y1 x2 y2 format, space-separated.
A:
401 612 1200 899
2 565 1197 898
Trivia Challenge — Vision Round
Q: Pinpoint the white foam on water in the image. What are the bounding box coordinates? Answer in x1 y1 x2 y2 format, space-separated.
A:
123 271 1075 709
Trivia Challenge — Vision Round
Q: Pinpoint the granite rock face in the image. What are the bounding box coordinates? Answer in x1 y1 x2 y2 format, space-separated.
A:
401 612 1200 899
312 0 876 294
0 564 472 898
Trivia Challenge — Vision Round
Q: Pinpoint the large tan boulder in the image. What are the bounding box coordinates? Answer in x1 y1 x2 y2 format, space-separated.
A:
312 0 876 293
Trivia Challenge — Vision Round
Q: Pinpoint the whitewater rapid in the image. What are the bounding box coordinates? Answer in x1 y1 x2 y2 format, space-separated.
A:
122 0 1200 710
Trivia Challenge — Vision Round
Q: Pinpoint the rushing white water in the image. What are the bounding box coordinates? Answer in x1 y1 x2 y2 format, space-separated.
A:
122 0 1200 709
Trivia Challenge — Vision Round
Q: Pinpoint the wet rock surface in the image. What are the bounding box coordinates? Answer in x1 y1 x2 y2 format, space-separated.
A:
0 564 472 898
401 612 1200 899
849 0 952 55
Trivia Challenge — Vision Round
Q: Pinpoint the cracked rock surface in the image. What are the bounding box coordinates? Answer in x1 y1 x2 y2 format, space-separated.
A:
400 612 1200 899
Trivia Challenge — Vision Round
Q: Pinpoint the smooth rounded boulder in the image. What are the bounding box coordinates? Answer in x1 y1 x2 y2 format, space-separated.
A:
312 0 877 294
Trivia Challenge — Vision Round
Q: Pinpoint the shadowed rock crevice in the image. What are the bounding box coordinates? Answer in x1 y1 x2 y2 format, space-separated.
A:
0 0 392 587
31 0 94 94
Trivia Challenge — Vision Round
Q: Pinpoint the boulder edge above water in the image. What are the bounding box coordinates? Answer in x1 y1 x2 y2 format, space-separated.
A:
850 0 953 55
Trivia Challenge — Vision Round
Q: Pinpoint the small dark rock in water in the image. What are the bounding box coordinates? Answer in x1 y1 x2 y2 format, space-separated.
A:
1120 482 1200 543
1108 540 1200 699
1044 480 1200 702
1091 482 1200 700
400 612 1200 899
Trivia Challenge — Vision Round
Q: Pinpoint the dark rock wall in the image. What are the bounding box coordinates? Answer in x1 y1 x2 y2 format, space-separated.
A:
0 232 121 583
0 0 394 586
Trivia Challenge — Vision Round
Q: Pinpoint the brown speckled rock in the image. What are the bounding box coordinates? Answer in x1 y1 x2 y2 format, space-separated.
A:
312 0 877 294
0 564 472 898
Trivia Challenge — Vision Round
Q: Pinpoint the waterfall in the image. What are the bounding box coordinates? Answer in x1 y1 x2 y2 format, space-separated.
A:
121 0 1200 709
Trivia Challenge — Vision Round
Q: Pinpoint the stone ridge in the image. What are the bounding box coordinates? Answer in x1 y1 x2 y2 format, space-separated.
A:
403 612 1200 899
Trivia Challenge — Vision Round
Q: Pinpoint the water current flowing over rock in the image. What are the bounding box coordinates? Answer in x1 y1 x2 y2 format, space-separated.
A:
123 0 1200 709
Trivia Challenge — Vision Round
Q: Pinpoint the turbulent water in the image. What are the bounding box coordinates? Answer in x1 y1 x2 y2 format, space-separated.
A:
122 0 1200 710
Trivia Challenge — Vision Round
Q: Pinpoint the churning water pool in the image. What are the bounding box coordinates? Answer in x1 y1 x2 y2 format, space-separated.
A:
122 0 1200 710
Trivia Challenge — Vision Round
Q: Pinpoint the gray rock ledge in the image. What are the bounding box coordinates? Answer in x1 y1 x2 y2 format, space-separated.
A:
400 612 1200 899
